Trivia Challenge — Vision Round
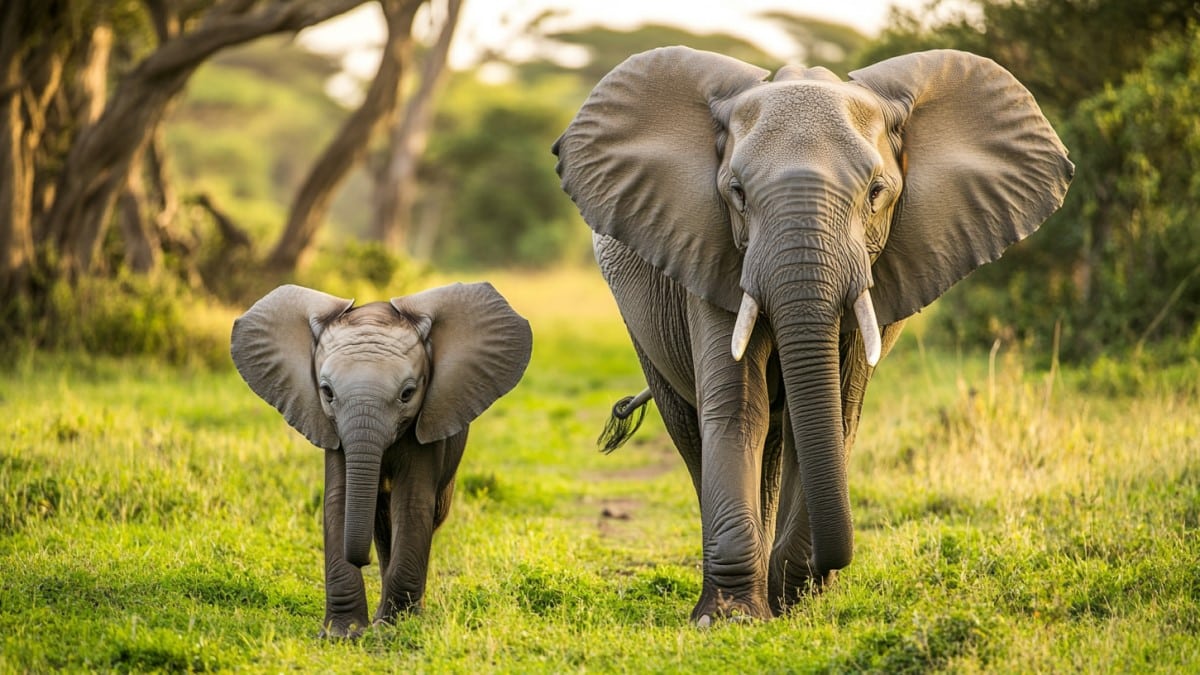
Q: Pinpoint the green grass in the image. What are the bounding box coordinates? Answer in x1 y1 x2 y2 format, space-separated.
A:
2 268 1198 672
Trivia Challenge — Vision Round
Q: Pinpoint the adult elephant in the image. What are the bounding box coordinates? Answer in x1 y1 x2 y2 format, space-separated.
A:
553 47 1072 624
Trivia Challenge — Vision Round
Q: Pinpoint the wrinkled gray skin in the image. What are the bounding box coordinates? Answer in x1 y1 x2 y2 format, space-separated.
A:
554 47 1072 624
231 282 532 638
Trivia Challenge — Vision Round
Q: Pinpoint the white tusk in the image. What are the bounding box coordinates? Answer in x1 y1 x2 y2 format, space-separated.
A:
731 292 760 361
853 289 882 367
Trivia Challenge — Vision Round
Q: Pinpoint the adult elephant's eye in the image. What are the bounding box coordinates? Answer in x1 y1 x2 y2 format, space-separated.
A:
320 383 334 402
869 181 886 212
730 181 746 213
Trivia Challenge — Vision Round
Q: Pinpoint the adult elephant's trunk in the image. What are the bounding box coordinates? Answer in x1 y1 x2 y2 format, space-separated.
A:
770 298 853 573
340 404 388 567
741 219 865 574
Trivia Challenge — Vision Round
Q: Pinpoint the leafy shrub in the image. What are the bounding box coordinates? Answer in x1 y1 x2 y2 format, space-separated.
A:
933 24 1200 361
460 472 505 502
2 273 233 368
295 240 429 301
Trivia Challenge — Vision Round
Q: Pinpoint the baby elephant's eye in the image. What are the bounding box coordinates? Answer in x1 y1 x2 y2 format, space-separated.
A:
319 383 335 402
399 383 418 404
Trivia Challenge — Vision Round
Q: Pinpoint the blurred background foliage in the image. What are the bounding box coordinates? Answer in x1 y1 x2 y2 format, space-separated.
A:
2 0 1198 366
863 0 1200 361
418 73 588 268
167 37 356 243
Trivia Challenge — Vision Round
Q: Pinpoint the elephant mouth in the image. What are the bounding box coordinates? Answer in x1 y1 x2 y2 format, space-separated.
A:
730 289 881 366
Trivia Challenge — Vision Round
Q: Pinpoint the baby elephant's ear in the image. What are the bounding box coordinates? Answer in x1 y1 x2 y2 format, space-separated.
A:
230 284 354 449
391 282 532 445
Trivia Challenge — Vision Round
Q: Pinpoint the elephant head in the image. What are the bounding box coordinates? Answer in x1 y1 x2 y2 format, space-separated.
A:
230 282 532 568
554 47 1071 576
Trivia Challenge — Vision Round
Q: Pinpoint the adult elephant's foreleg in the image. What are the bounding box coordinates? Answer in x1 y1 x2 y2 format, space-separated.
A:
759 405 785 551
768 414 834 614
690 300 774 623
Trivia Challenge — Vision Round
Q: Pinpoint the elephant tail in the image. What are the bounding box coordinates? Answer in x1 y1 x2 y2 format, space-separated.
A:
598 389 652 454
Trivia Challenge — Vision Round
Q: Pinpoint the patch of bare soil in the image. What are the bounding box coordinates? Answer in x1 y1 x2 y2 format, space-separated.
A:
578 440 683 541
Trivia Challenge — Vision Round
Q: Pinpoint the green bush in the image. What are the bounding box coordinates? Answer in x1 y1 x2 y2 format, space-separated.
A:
934 25 1200 360
19 274 234 368
294 240 430 301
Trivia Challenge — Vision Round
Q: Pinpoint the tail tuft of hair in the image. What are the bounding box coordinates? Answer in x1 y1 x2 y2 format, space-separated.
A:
597 391 651 454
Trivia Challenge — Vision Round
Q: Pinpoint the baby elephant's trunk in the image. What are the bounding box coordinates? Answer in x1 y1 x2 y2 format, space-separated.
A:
341 428 386 567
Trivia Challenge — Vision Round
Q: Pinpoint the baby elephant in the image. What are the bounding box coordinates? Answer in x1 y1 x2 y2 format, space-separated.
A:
230 282 532 638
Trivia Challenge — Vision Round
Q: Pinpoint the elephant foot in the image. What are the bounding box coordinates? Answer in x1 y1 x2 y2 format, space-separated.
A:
768 566 837 616
695 612 759 628
319 616 369 640
373 596 423 626
691 588 771 627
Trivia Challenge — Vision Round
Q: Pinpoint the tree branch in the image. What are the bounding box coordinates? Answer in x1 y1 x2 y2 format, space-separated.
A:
42 0 370 276
141 0 367 80
371 0 462 252
266 0 427 273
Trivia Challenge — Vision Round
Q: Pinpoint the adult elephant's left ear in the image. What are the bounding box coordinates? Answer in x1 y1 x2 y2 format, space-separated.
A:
391 283 532 445
553 46 769 314
850 50 1074 325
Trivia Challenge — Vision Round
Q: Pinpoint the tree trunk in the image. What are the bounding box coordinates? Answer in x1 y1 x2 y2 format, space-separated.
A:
194 193 254 252
370 0 462 255
117 144 163 274
0 5 33 300
409 185 445 260
118 192 162 274
40 0 369 279
0 2 64 299
146 128 180 241
72 20 111 123
266 0 425 275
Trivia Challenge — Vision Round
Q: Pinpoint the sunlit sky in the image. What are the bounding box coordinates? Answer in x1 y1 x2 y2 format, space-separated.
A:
300 0 933 92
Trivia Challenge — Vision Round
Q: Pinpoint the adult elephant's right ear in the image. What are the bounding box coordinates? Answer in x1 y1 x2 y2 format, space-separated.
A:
553 46 769 314
850 50 1073 325
230 284 354 450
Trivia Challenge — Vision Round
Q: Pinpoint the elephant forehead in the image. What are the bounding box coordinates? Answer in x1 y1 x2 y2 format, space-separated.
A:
318 308 425 362
731 82 885 159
